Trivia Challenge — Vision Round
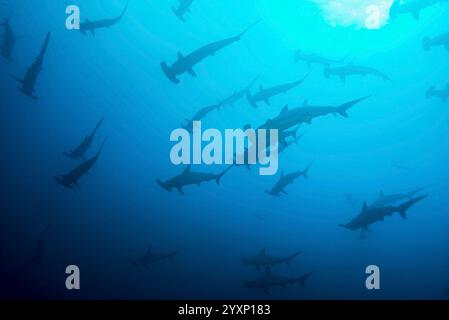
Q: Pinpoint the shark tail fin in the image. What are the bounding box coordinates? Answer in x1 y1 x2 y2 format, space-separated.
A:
119 0 130 19
169 249 179 262
339 223 351 230
407 188 424 199
95 137 107 158
397 195 428 219
216 165 233 184
422 37 431 51
338 96 370 117
302 161 313 179
298 272 312 289
171 6 186 22
238 20 261 39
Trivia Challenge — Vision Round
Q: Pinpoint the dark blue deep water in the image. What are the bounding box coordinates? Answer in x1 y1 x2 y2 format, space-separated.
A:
1 0 449 299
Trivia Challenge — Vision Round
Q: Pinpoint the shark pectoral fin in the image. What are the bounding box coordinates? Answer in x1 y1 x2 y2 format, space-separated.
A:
176 187 185 195
80 29 87 36
281 189 288 195
187 68 197 77
339 110 348 118
264 98 271 105
90 29 95 36
364 226 372 232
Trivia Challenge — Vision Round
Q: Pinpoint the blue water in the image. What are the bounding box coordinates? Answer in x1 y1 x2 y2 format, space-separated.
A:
1 0 449 299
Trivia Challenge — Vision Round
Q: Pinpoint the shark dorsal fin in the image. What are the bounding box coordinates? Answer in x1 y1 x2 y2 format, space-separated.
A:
281 105 289 114
259 248 266 256
362 201 368 212
264 267 271 275
183 165 191 175
302 100 308 107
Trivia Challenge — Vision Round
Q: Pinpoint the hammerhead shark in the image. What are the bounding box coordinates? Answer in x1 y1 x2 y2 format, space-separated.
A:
294 49 345 68
244 267 312 294
1 10 15 61
242 249 302 269
370 188 424 208
258 96 369 132
172 0 194 22
426 83 449 101
156 165 233 195
324 63 390 83
161 21 259 84
218 77 259 108
339 195 428 232
64 118 104 160
423 31 449 51
54 138 107 189
390 0 448 21
182 104 221 132
13 32 50 100
246 75 308 108
134 246 179 267
265 163 312 196
80 1 129 36
28 224 51 266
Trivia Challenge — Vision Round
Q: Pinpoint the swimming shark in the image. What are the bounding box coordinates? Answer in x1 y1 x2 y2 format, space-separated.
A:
265 163 312 196
13 32 50 100
324 63 390 83
246 75 308 108
258 96 369 132
80 1 129 36
370 188 424 208
28 224 51 266
244 267 312 294
218 77 258 108
54 138 107 189
64 118 105 160
294 49 346 68
172 0 194 22
161 21 259 84
426 83 449 101
339 195 428 232
278 125 302 146
1 10 15 61
422 31 449 51
242 249 302 269
390 0 448 21
156 165 233 195
134 246 179 267
182 104 221 132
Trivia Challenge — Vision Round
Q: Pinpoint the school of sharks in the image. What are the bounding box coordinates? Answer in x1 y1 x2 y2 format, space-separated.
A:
1 0 449 299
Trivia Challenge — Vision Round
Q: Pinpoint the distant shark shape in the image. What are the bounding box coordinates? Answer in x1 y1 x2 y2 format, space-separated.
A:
422 31 449 52
64 118 104 160
13 32 50 100
80 1 129 36
426 83 449 101
28 224 51 266
244 267 312 294
257 96 369 132
133 246 179 267
1 10 15 62
294 49 346 68
218 77 258 108
242 249 302 269
324 62 390 83
390 0 448 21
161 21 259 84
156 165 233 195
370 188 424 208
265 163 312 197
54 138 107 189
182 104 221 132
246 75 308 108
172 0 195 22
339 195 428 232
